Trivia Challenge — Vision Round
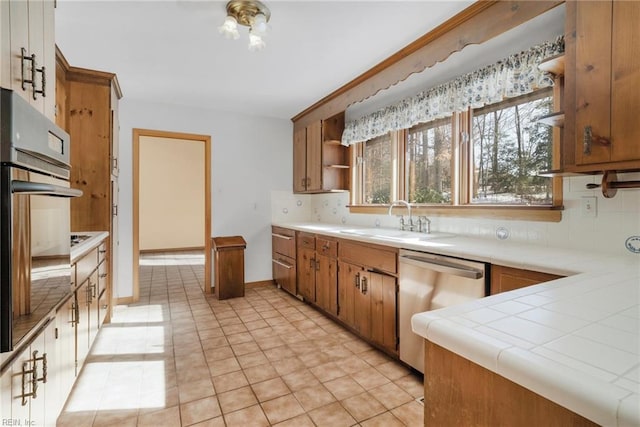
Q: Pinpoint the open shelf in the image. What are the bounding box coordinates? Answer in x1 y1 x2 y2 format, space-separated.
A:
538 54 565 76
537 111 565 127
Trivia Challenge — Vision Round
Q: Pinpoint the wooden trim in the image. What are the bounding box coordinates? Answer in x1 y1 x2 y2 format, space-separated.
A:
292 1 563 128
245 280 276 289
139 246 205 254
115 296 135 305
348 204 563 222
132 128 212 299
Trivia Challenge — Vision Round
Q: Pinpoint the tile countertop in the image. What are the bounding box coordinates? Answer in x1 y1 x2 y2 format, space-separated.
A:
70 231 109 263
274 222 640 426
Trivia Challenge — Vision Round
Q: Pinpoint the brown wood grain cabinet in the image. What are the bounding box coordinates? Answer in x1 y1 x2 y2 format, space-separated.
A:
56 50 121 322
293 112 349 193
315 238 338 316
491 264 563 295
271 226 297 296
212 236 246 300
564 0 640 172
425 340 599 426
296 232 316 302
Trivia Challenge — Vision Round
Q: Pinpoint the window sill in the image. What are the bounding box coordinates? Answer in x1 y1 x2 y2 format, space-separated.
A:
347 204 563 223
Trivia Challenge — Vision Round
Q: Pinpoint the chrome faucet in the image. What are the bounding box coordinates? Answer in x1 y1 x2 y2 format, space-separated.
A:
418 216 431 234
388 200 413 231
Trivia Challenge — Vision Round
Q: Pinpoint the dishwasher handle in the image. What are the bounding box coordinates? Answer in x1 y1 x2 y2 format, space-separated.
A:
400 254 483 279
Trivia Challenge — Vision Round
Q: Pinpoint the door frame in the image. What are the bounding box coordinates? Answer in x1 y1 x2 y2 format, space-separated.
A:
132 128 212 299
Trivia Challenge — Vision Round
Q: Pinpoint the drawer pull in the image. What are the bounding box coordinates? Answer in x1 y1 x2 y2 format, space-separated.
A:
272 259 293 269
272 233 293 240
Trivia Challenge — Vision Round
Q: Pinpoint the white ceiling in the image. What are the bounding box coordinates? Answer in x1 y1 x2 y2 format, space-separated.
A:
55 0 476 120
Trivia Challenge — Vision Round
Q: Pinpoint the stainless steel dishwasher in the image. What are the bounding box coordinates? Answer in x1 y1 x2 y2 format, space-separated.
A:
398 249 489 373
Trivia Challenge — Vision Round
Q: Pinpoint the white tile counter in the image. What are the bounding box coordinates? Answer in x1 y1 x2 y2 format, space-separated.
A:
70 231 109 263
274 222 640 426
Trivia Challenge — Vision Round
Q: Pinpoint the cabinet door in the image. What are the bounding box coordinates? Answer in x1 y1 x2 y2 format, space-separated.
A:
315 254 337 316
10 345 32 424
490 265 563 295
110 85 120 177
273 253 296 296
369 272 397 354
610 1 640 163
56 296 76 402
305 120 322 192
337 261 359 328
0 355 12 422
8 0 29 102
353 272 371 339
88 271 99 345
297 247 316 302
75 281 90 374
293 127 307 193
27 0 45 113
42 0 55 120
0 1 10 89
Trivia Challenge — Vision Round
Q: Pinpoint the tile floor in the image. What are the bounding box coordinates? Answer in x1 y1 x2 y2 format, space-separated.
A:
57 251 424 426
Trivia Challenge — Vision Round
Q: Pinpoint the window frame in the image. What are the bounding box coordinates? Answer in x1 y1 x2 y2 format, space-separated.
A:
349 88 563 222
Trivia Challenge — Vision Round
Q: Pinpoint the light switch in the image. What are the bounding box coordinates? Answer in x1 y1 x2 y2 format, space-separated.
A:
581 196 597 218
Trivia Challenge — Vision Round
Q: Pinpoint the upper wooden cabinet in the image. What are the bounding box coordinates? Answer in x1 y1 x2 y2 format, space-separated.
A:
293 112 349 193
564 0 640 172
0 0 55 120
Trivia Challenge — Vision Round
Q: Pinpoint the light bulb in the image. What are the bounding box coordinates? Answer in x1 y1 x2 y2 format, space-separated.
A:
251 13 269 37
218 15 240 40
248 30 266 51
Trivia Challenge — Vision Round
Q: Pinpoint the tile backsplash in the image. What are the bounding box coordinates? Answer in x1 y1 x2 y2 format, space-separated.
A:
272 173 640 260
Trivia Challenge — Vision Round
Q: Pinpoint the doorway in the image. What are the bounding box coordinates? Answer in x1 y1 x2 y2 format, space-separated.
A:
132 129 212 300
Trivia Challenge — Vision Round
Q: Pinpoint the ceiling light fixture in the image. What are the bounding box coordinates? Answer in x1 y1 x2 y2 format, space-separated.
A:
218 1 271 51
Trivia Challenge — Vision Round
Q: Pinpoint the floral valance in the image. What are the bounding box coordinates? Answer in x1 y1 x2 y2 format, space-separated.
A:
341 36 565 146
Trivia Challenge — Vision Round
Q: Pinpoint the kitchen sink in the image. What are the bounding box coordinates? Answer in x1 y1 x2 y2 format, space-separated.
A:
338 228 454 242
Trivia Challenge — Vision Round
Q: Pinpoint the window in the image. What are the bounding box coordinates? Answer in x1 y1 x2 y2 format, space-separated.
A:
471 90 553 205
351 88 561 216
361 133 394 204
406 118 452 204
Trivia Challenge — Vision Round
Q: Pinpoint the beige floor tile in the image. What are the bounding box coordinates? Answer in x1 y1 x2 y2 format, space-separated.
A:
263 344 292 362
272 356 306 376
208 356 241 377
212 370 249 393
324 376 366 401
255 335 286 350
231 340 261 356
272 413 315 427
260 394 305 425
391 400 424 427
180 396 222 426
360 411 405 427
226 332 255 345
138 406 181 427
251 377 291 402
179 377 216 403
204 345 235 362
92 409 139 427
376 360 412 381
309 361 348 383
359 349 392 366
369 381 414 410
293 384 336 411
299 350 332 367
351 366 391 390
223 404 270 427
281 369 321 392
200 336 229 350
237 350 269 368
339 355 372 374
341 391 387 422
217 386 258 414
242 362 279 384
308 402 357 427
56 411 96 427
222 323 249 335
394 373 425 398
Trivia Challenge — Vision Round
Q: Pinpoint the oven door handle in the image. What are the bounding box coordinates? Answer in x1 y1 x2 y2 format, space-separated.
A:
400 254 483 279
11 180 83 198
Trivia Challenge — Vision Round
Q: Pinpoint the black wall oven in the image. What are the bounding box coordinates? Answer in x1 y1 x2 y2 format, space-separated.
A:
1 89 82 352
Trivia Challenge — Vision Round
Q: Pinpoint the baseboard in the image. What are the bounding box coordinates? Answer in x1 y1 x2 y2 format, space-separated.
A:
245 280 276 289
139 246 205 254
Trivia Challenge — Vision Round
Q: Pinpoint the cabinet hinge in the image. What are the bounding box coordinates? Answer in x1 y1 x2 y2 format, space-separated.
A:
55 327 59 339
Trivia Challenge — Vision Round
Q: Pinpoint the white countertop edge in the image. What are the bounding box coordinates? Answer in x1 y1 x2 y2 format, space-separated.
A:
70 231 109 263
618 394 640 427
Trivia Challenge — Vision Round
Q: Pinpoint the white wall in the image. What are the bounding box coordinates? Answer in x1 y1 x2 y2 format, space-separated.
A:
272 172 640 262
117 99 292 300
139 136 205 251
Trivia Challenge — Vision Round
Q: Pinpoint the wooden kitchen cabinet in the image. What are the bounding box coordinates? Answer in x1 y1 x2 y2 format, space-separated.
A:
315 238 338 316
337 261 360 328
491 265 563 295
293 112 349 193
56 50 121 322
297 232 316 302
272 226 297 296
0 0 55 120
564 0 640 172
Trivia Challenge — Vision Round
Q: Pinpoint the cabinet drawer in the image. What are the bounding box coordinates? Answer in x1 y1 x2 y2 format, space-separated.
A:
339 240 397 275
272 252 296 295
297 232 316 250
272 226 296 258
316 237 337 258
76 248 98 287
98 241 107 263
98 260 108 296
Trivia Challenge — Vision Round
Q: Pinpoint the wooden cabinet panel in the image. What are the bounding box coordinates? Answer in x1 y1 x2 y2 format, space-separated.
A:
272 226 296 258
353 271 371 338
297 246 316 302
337 261 360 327
293 127 307 192
272 253 296 296
491 265 563 295
316 237 337 258
370 272 397 354
315 254 337 316
306 120 323 192
570 0 640 170
338 240 397 275
297 232 316 250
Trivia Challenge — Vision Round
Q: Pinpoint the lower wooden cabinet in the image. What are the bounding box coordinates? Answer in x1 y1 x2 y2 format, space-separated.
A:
491 265 563 294
315 253 338 316
272 226 297 296
297 245 316 302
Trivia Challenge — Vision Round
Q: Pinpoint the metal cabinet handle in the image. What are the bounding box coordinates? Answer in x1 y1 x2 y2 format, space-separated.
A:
20 351 47 405
271 233 293 241
361 276 368 295
34 65 46 99
20 48 34 92
583 126 611 155
272 258 293 269
355 272 360 289
70 301 77 327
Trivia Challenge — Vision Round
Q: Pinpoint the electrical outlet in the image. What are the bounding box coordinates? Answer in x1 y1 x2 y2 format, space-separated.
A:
581 196 597 218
